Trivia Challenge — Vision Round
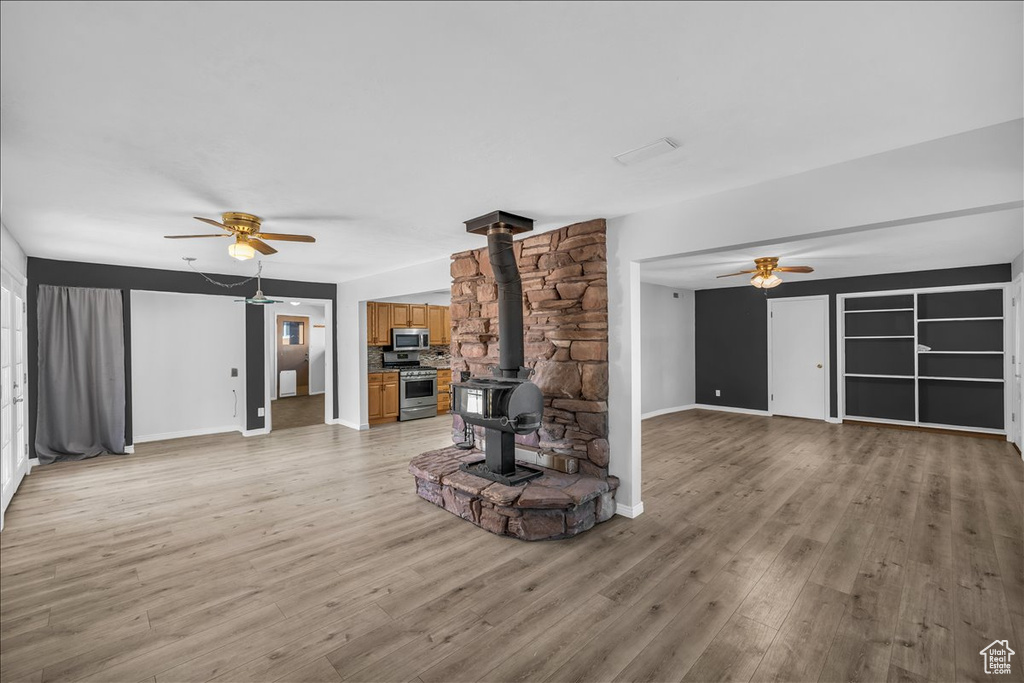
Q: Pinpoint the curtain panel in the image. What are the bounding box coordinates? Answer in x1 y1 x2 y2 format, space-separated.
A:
35 285 125 464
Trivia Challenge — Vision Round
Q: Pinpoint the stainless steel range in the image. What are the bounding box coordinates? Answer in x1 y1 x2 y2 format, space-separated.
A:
383 351 438 421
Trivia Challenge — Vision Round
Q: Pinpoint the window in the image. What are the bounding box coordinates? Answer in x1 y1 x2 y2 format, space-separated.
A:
281 320 304 345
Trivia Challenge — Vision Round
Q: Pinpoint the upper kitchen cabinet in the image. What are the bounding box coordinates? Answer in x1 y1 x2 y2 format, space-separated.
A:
367 301 391 346
428 305 451 345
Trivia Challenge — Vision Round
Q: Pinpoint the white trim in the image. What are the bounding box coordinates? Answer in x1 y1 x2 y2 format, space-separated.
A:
134 425 242 444
332 417 367 431
840 282 1008 298
28 458 39 469
243 427 271 437
615 501 644 518
844 308 914 314
919 376 1003 383
693 403 771 416
641 404 696 420
124 445 135 454
826 417 842 424
918 317 1003 322
842 414 1006 436
767 295 830 422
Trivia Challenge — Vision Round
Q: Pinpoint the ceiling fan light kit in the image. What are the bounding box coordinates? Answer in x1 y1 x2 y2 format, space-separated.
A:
228 236 256 261
164 212 316 261
716 256 814 289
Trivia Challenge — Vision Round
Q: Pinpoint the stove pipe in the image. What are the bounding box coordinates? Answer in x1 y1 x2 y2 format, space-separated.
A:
452 210 544 486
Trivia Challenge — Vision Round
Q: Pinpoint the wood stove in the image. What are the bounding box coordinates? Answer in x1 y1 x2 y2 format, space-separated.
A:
451 210 544 486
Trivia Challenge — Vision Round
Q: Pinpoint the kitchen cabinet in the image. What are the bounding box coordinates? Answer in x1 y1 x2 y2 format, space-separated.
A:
368 371 400 425
368 301 450 347
390 303 411 329
428 305 451 346
437 369 452 414
410 304 428 328
367 302 391 346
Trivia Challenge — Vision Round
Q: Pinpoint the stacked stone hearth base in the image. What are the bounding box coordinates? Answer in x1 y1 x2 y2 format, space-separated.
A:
409 447 618 541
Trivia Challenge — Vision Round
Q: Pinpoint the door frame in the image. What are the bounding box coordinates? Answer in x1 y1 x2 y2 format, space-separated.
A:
766 294 831 421
1012 274 1022 452
1 264 30 531
263 299 334 433
276 314 311 398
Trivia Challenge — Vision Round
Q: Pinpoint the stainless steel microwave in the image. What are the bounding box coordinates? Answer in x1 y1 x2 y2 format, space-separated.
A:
391 327 430 350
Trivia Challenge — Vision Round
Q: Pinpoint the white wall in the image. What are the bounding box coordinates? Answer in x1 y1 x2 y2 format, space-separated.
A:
607 120 1024 516
379 290 451 306
1012 250 1023 277
640 283 695 416
131 291 245 442
1 222 27 280
336 258 451 429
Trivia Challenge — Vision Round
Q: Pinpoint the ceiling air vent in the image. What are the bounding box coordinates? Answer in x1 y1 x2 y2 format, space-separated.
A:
613 137 679 166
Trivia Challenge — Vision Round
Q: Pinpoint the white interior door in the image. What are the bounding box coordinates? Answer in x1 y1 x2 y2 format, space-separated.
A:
769 296 829 420
1 268 29 523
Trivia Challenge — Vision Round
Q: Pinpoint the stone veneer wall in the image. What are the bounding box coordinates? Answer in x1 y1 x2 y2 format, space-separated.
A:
449 219 609 478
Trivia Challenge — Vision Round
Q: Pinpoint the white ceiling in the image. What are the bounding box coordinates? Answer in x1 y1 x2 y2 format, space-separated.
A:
2 1 1021 283
641 206 1023 290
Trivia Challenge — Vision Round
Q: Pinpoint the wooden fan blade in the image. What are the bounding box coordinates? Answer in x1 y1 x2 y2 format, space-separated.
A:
716 270 757 278
250 239 278 255
194 216 234 231
164 234 231 239
255 232 316 243
776 266 814 273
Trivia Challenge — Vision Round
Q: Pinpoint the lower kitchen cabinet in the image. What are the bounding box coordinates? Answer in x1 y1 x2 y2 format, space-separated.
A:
437 369 451 414
368 371 399 425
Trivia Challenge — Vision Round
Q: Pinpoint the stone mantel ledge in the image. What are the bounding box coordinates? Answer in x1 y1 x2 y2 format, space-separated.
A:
409 446 618 541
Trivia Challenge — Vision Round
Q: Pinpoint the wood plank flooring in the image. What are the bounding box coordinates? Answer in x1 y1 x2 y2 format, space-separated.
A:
1 410 1021 682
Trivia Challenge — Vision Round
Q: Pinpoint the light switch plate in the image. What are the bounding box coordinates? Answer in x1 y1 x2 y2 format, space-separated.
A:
257 407 265 417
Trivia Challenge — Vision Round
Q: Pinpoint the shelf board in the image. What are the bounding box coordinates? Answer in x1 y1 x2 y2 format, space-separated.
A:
917 350 1003 355
842 415 1006 436
844 373 915 380
844 335 915 340
918 376 1004 383
917 317 1003 322
844 308 914 314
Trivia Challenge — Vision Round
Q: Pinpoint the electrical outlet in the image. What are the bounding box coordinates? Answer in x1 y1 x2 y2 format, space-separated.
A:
715 389 721 397
257 407 265 417
230 368 238 377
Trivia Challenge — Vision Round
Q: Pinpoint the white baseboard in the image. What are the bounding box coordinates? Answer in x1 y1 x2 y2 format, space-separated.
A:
124 445 135 454
826 417 843 424
642 404 696 420
28 458 39 470
242 427 270 437
693 403 771 417
134 425 242 444
310 390 325 396
332 417 367 431
615 501 645 518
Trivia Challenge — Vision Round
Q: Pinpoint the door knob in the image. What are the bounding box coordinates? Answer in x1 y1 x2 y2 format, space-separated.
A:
816 363 823 368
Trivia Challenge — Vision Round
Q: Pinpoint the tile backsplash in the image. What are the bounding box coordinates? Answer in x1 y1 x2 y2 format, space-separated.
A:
367 345 451 372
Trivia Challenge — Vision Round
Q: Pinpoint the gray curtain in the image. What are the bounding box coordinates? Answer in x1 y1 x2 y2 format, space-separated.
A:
35 285 126 464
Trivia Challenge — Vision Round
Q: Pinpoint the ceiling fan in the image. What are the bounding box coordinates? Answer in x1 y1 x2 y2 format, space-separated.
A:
717 256 814 289
164 212 316 261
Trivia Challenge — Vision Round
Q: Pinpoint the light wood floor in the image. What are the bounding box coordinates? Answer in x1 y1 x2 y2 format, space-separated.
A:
1 411 1021 683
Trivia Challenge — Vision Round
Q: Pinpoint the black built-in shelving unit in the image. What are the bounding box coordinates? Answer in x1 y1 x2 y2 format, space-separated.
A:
841 286 1006 432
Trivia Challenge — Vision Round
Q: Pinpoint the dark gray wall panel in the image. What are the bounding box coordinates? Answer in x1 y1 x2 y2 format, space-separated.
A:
694 287 768 410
